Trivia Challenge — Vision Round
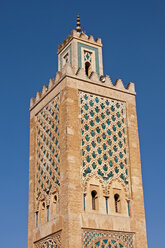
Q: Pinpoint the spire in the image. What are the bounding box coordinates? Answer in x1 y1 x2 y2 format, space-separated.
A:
76 14 81 32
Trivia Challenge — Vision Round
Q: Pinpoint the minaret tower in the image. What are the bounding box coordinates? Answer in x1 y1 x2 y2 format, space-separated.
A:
28 16 148 248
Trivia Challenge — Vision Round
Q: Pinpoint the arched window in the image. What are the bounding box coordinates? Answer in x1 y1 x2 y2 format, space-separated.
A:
127 201 130 216
91 190 97 210
35 211 38 228
54 194 57 202
47 205 49 222
53 194 58 215
114 194 120 213
41 201 45 223
85 62 91 77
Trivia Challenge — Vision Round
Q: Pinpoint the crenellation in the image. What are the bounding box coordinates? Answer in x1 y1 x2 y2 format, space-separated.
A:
55 71 62 82
88 35 95 42
30 97 35 108
48 78 54 89
62 39 67 46
115 78 125 90
96 37 102 44
105 75 113 87
62 63 74 76
89 71 100 81
57 30 102 54
42 85 48 94
71 29 79 37
36 91 42 101
76 67 88 79
66 34 71 42
80 32 88 40
127 82 135 92
30 69 136 111
58 44 62 50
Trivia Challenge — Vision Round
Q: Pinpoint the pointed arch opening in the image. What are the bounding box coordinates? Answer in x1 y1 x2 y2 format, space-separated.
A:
114 193 120 213
91 190 97 210
53 193 58 216
41 201 46 223
85 62 91 77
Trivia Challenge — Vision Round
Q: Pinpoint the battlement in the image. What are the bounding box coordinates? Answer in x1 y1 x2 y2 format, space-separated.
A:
30 63 135 110
57 29 102 54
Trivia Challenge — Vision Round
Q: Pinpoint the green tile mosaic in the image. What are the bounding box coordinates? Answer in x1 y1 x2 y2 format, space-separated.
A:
79 92 129 191
60 44 72 71
35 232 61 248
36 95 60 201
82 229 135 248
78 43 100 75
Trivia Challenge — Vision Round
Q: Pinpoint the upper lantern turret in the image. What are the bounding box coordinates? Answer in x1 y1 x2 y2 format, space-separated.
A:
57 16 103 76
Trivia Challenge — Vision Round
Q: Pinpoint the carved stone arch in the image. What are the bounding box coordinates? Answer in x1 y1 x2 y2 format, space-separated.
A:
34 200 40 212
38 193 47 224
50 186 60 205
107 177 128 197
38 191 49 203
91 237 125 248
35 232 61 248
41 238 60 247
46 196 50 206
108 178 129 215
50 185 59 196
83 174 105 193
50 187 60 218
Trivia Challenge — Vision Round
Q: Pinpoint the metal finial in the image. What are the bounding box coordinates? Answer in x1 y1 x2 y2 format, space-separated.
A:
76 14 81 32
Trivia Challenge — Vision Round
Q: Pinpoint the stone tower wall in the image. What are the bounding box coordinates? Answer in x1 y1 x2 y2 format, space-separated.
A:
28 64 147 247
28 28 147 247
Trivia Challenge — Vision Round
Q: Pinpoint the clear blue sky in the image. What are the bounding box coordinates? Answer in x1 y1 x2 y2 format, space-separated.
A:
0 0 164 247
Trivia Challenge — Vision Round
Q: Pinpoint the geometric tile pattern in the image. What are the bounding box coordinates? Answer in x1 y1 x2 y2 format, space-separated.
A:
83 229 135 248
78 43 100 75
60 44 72 71
79 92 129 191
35 231 61 248
84 51 92 63
35 95 60 201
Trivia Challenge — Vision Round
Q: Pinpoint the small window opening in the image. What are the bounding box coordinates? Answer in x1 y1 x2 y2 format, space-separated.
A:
85 62 91 77
105 197 108 214
53 194 58 216
91 190 97 210
36 211 38 228
127 201 130 216
47 205 49 222
54 195 57 202
83 193 86 211
64 53 69 64
41 201 45 223
114 194 120 213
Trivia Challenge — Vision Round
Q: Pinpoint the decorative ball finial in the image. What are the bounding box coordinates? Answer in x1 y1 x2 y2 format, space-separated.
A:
76 14 81 32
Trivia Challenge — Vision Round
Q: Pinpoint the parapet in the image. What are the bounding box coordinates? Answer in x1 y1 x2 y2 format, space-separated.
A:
30 63 136 109
57 30 102 54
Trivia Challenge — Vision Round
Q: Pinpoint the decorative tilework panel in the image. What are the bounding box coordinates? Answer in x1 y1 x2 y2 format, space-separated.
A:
60 44 72 71
78 43 100 75
79 92 129 191
35 232 61 248
83 229 135 248
36 95 60 200
84 51 92 63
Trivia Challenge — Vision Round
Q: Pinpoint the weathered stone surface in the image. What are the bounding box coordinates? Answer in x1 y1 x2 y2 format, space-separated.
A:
28 28 147 248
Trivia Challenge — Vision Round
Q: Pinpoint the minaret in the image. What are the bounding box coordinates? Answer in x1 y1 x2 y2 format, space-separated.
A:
28 16 148 248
